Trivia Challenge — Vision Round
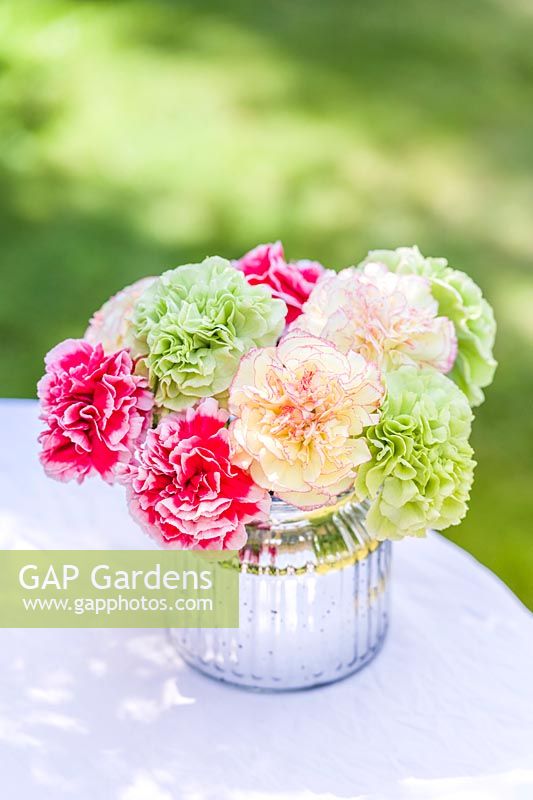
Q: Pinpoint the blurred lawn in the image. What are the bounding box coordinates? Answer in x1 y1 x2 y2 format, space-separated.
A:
1 0 532 606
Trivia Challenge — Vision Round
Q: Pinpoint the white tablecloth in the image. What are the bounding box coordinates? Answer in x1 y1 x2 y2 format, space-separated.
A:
1 399 532 800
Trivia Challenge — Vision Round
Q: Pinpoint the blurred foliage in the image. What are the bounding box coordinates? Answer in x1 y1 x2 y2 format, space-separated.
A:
1 0 532 605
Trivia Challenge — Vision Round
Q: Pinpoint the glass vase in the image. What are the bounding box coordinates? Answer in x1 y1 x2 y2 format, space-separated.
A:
169 494 391 691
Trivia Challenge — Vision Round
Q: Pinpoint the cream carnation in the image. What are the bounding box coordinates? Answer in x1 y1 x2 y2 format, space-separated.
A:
228 332 384 508
296 263 457 374
85 277 156 353
361 246 497 406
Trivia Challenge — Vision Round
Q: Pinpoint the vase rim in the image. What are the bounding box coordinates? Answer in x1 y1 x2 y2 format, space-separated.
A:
265 490 363 526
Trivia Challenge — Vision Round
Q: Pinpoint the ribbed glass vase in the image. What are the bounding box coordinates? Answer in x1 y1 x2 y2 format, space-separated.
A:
169 494 391 691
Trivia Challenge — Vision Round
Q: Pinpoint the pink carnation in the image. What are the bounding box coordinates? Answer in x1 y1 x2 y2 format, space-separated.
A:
235 241 326 325
123 398 270 550
38 339 153 483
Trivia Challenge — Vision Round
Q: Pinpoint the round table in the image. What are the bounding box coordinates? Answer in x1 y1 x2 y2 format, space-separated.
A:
1 399 532 800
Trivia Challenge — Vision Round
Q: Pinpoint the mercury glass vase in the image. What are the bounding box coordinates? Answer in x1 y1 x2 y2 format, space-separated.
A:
169 494 391 691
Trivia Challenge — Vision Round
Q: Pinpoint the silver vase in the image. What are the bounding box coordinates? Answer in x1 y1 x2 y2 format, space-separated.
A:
169 495 391 691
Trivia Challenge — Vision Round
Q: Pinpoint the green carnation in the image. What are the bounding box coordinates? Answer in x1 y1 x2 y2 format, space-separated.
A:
359 246 497 407
355 366 475 540
130 256 286 410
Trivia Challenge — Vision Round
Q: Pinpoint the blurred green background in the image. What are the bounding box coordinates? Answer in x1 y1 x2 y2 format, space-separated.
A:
1 0 532 606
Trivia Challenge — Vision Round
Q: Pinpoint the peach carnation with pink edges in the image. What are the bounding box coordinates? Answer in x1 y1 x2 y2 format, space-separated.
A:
38 339 153 483
123 398 270 550
228 332 384 509
296 262 457 373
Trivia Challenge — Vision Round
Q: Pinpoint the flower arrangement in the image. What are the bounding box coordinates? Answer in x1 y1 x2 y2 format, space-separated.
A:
38 244 496 549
